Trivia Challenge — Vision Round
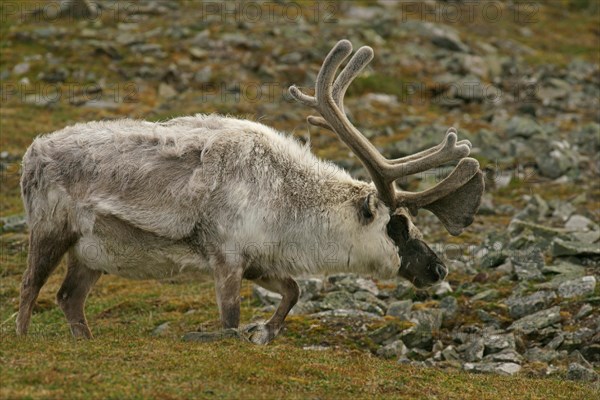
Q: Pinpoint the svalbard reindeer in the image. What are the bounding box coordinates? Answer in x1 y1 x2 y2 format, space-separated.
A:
17 40 483 344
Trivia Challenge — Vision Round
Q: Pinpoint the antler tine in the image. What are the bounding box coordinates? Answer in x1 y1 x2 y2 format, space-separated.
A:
303 46 374 130
307 40 398 205
332 46 374 114
388 128 471 164
288 39 354 111
289 40 480 210
396 158 480 209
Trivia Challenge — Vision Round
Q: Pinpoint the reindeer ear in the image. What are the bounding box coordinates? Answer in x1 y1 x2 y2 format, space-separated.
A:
423 170 484 236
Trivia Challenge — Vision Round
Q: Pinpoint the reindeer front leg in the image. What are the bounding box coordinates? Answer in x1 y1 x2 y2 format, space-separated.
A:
214 265 243 329
244 276 299 345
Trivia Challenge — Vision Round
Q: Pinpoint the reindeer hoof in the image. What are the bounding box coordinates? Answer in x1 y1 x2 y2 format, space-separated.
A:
69 322 93 339
241 322 276 345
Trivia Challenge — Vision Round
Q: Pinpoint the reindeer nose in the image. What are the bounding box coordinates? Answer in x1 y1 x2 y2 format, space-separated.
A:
433 263 448 281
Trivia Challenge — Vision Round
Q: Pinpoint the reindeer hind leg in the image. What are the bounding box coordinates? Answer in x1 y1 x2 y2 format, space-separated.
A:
16 228 76 336
57 249 102 339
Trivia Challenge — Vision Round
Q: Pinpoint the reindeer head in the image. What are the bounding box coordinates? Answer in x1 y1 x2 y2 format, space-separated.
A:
289 40 484 287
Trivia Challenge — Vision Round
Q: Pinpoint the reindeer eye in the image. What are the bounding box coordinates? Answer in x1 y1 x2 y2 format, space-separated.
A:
358 194 375 224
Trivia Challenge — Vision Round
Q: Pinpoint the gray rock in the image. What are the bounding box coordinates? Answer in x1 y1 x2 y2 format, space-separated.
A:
439 296 459 321
483 333 516 354
552 201 576 222
406 347 431 361
536 141 579 179
542 262 586 277
152 322 170 336
525 194 550 222
568 349 594 367
545 333 565 350
471 289 500 302
376 340 408 359
369 323 402 345
505 116 546 139
505 290 557 319
441 345 461 362
483 349 523 364
321 291 354 310
558 276 596 298
464 362 521 376
479 251 507 269
459 338 485 362
509 221 570 251
431 29 470 52
253 285 281 306
581 344 600 364
575 303 593 319
446 75 487 102
386 300 413 319
158 83 177 99
193 66 213 84
290 301 320 315
434 281 453 296
512 249 545 281
508 306 561 334
0 214 28 233
552 238 600 257
410 309 443 332
400 21 469 52
297 278 323 301
560 328 595 352
310 309 382 319
12 62 30 75
222 33 262 49
392 281 415 299
570 230 600 244
328 274 379 295
524 347 560 363
565 215 597 231
575 123 600 154
477 310 500 327
566 362 599 382
189 47 208 60
399 325 433 350
353 291 387 312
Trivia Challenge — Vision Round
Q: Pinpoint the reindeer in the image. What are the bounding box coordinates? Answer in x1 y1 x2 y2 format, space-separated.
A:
16 40 483 344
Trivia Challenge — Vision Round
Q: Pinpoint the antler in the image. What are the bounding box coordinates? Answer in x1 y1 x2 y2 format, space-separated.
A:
289 40 484 235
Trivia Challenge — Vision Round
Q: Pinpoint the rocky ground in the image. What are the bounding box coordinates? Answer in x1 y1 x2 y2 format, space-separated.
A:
1 0 598 387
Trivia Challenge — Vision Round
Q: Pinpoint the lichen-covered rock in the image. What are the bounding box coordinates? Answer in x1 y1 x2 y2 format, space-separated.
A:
566 362 599 382
552 238 600 257
483 333 516 354
459 338 485 362
386 300 413 319
376 340 408 359
505 116 546 139
482 349 523 364
464 362 521 376
557 276 596 298
524 347 561 363
505 291 557 319
297 278 324 301
508 306 561 334
369 322 403 345
439 296 459 321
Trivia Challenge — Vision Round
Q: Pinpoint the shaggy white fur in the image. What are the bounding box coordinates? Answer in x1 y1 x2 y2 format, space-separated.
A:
21 114 406 280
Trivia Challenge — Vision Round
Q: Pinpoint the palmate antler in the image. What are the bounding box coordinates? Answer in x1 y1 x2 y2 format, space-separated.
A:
289 40 484 235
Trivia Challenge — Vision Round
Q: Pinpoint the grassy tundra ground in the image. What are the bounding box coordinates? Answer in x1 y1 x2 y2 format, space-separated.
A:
0 273 597 400
1 0 599 399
